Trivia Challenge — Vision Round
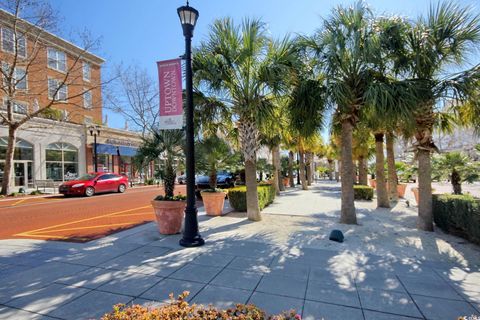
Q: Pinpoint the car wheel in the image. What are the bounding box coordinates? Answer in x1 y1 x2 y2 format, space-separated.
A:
85 187 95 197
118 184 126 193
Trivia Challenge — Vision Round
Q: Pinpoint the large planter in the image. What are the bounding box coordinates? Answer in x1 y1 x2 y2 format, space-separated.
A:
369 179 376 189
201 191 226 216
282 177 290 187
151 200 186 234
397 184 407 198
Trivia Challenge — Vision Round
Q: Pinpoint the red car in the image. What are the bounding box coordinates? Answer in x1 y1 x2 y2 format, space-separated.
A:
59 173 128 197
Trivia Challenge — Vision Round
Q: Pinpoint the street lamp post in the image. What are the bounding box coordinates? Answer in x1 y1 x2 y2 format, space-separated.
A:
89 125 100 172
177 2 204 247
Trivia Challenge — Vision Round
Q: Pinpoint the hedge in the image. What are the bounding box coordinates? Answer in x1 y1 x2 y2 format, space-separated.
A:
433 194 480 245
354 185 374 201
228 184 276 212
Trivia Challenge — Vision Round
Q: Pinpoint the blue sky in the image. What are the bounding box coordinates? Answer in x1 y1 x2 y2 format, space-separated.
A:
49 0 480 129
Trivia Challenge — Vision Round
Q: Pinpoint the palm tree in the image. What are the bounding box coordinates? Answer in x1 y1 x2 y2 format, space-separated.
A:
404 2 480 230
352 125 374 186
194 18 296 221
432 152 479 195
306 2 417 223
136 130 185 198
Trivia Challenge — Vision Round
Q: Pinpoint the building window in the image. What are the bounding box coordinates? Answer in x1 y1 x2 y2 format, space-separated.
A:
48 78 68 101
47 47 66 72
83 62 91 81
46 142 78 181
1 27 26 57
83 90 92 109
84 116 93 125
0 137 33 161
3 98 28 114
2 63 27 90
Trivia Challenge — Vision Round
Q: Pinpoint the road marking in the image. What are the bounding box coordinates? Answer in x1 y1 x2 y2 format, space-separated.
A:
14 233 90 241
13 205 151 236
111 212 153 218
31 222 140 234
11 198 27 206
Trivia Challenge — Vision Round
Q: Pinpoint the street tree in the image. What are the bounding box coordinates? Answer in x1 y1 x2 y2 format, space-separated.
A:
0 0 103 195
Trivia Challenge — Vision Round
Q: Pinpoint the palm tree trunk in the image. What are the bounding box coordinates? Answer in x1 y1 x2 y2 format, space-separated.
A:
327 159 334 180
1 127 16 195
306 152 312 186
336 160 341 182
340 120 357 224
299 151 308 190
238 120 261 221
451 169 462 195
386 132 398 201
352 161 358 184
272 146 280 195
417 148 433 231
358 156 368 185
374 133 390 208
288 151 295 187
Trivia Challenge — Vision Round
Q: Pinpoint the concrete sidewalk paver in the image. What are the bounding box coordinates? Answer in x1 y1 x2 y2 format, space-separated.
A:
1 182 479 319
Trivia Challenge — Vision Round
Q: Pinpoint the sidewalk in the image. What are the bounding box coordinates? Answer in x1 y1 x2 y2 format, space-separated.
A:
0 181 479 319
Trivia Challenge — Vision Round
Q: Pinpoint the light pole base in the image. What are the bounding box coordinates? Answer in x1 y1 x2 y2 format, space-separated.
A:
179 235 205 247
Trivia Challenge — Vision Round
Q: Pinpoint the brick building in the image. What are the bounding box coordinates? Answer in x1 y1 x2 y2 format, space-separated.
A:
0 9 146 191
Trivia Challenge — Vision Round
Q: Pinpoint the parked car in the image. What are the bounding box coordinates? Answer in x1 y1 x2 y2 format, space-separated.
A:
59 173 128 197
177 174 186 184
195 171 235 192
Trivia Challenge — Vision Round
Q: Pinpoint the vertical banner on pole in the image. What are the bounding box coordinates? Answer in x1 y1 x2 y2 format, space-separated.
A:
157 58 183 129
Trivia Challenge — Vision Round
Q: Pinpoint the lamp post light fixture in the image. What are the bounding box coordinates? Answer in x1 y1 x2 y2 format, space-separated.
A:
89 125 101 173
177 2 204 248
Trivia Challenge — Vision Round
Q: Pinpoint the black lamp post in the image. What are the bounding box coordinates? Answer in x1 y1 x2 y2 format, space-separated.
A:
89 125 100 172
178 2 204 248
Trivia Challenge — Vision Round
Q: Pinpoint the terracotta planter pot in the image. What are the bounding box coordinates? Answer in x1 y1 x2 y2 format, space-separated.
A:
201 191 226 216
282 177 290 187
151 200 185 235
369 179 376 189
397 184 407 198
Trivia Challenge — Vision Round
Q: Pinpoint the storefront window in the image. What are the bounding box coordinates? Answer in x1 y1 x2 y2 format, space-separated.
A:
0 137 33 161
46 142 78 181
97 154 112 172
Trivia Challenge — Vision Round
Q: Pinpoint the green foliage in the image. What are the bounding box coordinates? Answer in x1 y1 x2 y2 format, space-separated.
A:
145 179 155 185
195 135 241 189
153 195 186 201
396 162 417 182
432 152 479 194
433 194 480 245
39 108 63 121
228 184 276 212
102 292 300 320
354 185 374 201
30 190 43 195
136 130 185 198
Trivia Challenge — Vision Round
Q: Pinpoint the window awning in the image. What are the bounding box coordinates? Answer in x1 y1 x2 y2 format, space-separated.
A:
95 143 138 157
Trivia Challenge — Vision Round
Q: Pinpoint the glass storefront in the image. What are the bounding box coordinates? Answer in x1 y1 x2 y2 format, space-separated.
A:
0 137 34 187
46 142 78 181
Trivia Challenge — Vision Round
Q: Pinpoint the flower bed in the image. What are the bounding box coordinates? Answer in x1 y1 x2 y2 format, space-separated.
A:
228 184 276 212
433 194 480 245
102 292 300 320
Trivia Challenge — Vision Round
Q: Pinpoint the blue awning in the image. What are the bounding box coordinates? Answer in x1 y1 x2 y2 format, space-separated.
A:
95 143 138 157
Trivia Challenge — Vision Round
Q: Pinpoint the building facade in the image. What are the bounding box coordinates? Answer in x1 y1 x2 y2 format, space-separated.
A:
0 9 147 191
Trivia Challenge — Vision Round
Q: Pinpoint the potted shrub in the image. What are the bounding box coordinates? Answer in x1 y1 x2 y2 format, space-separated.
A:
196 136 241 216
397 183 407 198
137 130 186 234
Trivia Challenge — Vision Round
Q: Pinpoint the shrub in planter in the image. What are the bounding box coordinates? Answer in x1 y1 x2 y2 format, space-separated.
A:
229 184 276 212
102 292 301 320
432 194 480 245
354 185 374 201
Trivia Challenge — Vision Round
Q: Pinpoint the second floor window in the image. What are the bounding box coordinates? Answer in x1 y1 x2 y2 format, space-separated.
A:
1 27 26 58
47 48 66 72
48 78 68 101
2 99 28 114
83 62 91 81
1 62 27 90
83 90 92 109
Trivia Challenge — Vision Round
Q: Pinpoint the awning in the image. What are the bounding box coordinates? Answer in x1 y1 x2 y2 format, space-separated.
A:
95 143 138 157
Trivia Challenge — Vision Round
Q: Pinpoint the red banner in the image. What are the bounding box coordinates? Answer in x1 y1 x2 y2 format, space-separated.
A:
157 58 183 129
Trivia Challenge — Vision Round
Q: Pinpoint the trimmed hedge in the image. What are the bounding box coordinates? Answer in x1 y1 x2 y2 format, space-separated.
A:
228 184 276 212
354 185 374 201
433 194 480 245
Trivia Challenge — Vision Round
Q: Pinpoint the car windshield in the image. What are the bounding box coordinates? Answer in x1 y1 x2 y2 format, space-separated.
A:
76 174 97 181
